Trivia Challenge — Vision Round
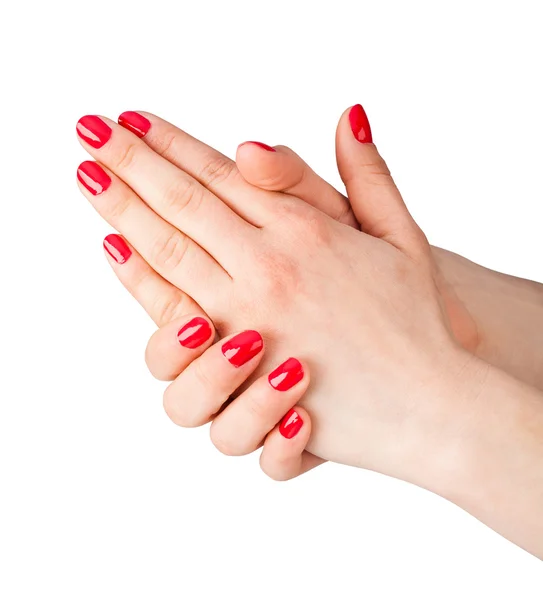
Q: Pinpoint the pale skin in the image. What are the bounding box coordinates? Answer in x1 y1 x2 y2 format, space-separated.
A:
76 108 543 558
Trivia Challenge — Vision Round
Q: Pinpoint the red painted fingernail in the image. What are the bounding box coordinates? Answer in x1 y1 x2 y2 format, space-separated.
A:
103 234 132 264
242 141 276 152
76 115 112 148
268 358 304 391
221 330 263 367
77 161 111 196
348 104 372 144
279 409 304 439
118 111 151 138
177 317 213 349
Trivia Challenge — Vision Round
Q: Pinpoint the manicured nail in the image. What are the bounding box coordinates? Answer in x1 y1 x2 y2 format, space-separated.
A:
77 161 111 196
76 115 112 148
348 104 372 143
221 330 263 367
279 409 304 439
103 234 132 264
241 141 276 152
177 317 213 349
268 358 304 391
118 111 151 138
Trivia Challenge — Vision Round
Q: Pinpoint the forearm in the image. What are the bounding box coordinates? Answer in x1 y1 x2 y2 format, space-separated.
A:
438 361 543 558
434 247 543 390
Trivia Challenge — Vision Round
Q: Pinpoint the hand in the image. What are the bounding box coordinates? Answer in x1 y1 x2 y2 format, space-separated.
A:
101 109 543 392
76 105 483 491
234 135 543 390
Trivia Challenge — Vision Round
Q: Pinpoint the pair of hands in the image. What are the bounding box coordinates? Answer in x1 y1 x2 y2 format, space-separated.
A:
76 105 484 492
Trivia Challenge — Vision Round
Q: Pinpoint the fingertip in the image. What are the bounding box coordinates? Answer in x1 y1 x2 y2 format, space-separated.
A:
268 357 309 393
236 142 303 191
103 233 132 265
176 316 215 350
279 406 310 440
145 313 215 381
237 140 277 153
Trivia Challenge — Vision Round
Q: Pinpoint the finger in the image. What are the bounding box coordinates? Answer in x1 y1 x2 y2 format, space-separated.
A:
145 314 217 382
236 141 358 228
77 160 230 308
209 358 309 456
102 233 203 328
163 330 264 427
260 407 325 481
336 104 429 257
76 115 255 272
117 111 274 227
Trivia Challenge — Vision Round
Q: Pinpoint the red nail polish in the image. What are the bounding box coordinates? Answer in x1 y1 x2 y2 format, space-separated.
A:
103 234 132 264
348 104 372 143
76 115 112 148
118 111 151 138
221 330 263 367
268 358 304 391
177 317 212 349
77 161 111 196
279 409 304 439
242 141 276 152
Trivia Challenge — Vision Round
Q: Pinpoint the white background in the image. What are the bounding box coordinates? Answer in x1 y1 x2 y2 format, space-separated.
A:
1 0 542 597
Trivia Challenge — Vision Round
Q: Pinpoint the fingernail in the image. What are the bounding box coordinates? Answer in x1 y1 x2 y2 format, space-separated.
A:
279 409 304 439
118 111 151 138
103 234 132 264
268 358 304 391
77 161 111 196
221 330 263 367
76 115 112 149
177 317 213 349
241 141 276 152
348 104 372 144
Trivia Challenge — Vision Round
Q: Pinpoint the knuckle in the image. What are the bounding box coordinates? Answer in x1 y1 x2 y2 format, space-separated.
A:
192 358 214 393
104 189 132 222
113 141 139 171
162 177 203 217
346 154 393 188
153 131 177 159
275 198 331 244
151 230 190 271
151 291 187 327
245 391 271 421
197 155 238 187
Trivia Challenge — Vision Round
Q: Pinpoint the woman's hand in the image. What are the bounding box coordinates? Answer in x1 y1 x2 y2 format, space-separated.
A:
79 107 543 557
76 105 484 490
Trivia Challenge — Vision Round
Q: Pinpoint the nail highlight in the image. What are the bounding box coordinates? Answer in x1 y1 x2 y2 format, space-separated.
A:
118 111 151 138
76 115 112 148
348 104 372 143
221 330 263 367
268 358 304 391
177 317 213 349
103 234 132 264
279 409 304 439
77 161 111 195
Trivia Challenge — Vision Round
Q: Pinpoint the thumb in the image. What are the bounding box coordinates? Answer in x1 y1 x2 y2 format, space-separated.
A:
236 141 358 227
336 104 427 256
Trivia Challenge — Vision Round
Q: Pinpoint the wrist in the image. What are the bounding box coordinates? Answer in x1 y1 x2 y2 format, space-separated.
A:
428 358 543 555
